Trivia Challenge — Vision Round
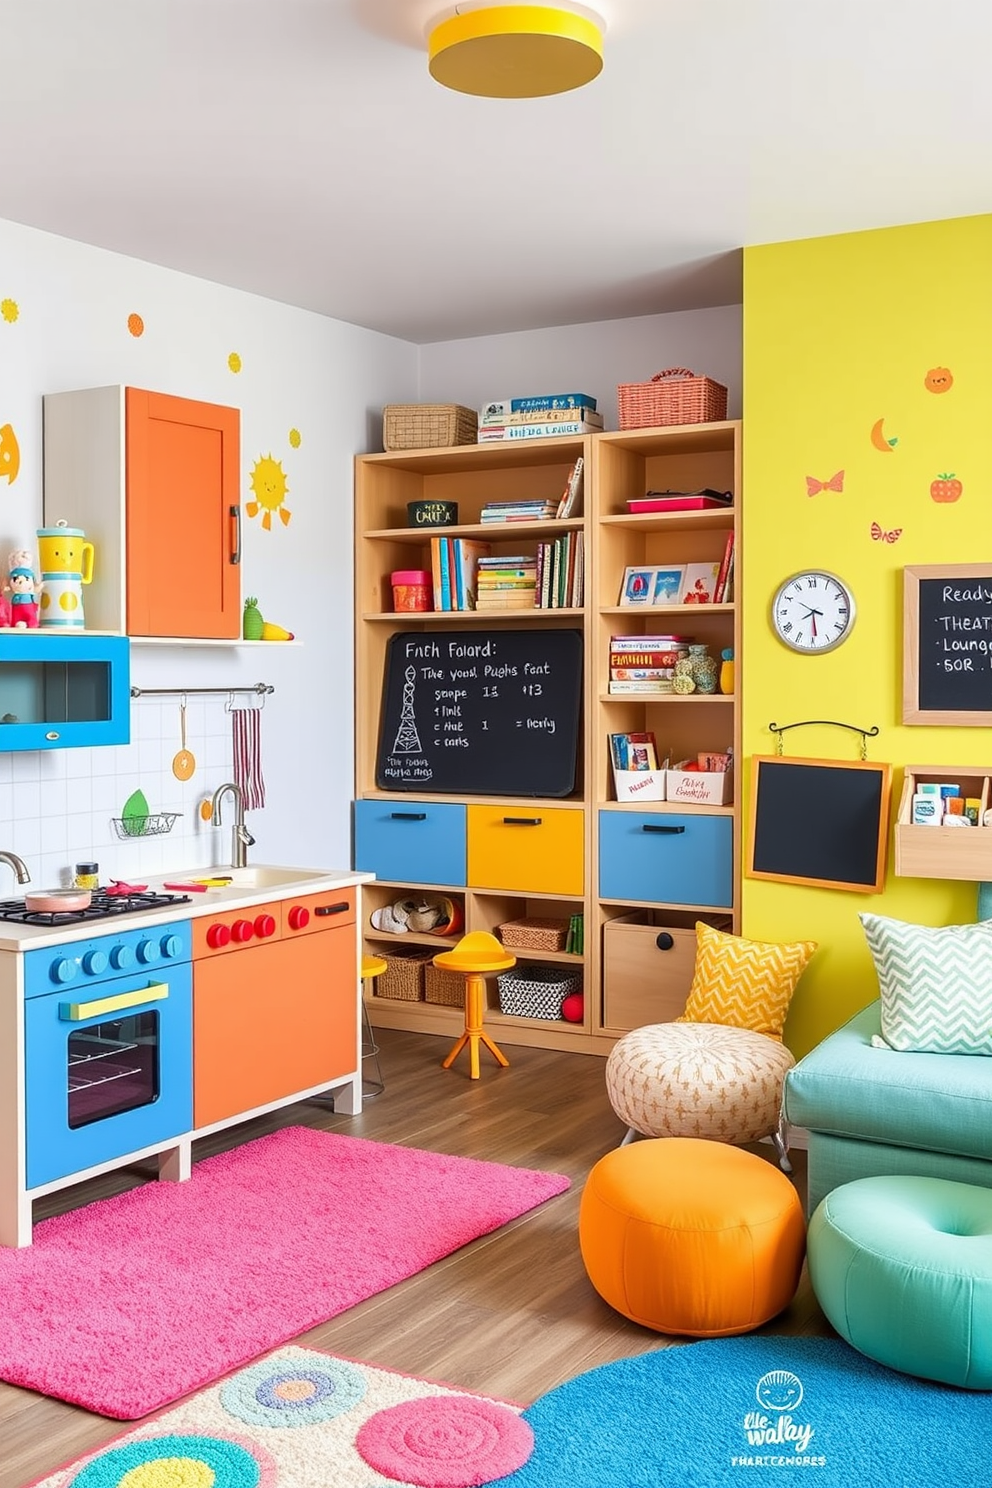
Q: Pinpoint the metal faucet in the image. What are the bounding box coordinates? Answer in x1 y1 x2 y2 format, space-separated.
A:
211 783 255 869
0 851 30 885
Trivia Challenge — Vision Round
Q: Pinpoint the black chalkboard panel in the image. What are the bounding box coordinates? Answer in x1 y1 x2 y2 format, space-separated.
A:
747 756 892 893
376 629 583 797
904 564 992 725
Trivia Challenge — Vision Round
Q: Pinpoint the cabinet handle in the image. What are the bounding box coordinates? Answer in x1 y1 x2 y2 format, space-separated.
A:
60 981 168 1021
641 824 686 835
315 901 351 916
655 932 675 951
503 816 542 826
230 505 242 566
390 811 427 821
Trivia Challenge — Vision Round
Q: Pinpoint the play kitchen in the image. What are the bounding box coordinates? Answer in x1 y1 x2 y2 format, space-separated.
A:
0 865 372 1247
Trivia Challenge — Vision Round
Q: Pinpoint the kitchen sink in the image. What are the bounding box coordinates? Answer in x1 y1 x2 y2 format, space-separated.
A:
218 865 338 889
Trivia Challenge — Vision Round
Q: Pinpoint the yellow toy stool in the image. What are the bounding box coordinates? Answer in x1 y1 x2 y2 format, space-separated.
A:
433 931 515 1080
360 955 388 1098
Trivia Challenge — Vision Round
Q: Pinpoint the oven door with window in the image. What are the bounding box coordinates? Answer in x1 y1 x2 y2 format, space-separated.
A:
25 963 193 1188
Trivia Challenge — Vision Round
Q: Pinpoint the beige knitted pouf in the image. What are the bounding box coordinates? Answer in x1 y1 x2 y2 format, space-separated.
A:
605 1021 795 1164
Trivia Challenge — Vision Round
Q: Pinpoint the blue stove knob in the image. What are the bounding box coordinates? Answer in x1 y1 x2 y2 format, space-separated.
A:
82 949 108 977
51 956 78 984
110 944 134 970
160 934 183 960
136 938 160 964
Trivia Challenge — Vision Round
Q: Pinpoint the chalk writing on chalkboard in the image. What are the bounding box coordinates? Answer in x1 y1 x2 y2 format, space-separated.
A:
747 755 892 893
903 563 992 725
376 629 583 797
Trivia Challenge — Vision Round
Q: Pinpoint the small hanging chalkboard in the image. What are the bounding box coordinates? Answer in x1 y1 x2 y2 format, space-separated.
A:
747 755 892 893
376 628 583 797
903 563 992 725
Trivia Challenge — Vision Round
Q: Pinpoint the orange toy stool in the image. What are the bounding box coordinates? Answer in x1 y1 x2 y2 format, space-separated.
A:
579 1138 806 1336
433 931 515 1080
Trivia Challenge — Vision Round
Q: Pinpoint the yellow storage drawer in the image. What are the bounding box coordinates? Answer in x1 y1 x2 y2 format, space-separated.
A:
467 804 584 896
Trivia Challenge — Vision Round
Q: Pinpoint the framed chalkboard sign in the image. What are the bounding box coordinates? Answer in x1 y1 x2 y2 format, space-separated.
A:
376 628 583 797
747 755 892 893
903 564 992 725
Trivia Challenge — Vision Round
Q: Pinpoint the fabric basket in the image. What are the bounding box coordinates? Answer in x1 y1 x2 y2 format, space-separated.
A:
382 404 478 451
497 965 584 1021
373 947 435 1002
617 368 728 430
423 962 466 1008
496 917 570 952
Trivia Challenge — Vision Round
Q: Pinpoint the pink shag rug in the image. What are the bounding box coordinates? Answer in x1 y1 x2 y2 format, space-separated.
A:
0 1126 569 1420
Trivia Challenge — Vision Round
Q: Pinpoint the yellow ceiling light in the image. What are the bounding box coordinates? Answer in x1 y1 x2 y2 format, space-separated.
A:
428 5 604 99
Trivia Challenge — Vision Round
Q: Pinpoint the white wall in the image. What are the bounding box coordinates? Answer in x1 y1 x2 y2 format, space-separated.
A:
416 305 743 425
0 217 418 891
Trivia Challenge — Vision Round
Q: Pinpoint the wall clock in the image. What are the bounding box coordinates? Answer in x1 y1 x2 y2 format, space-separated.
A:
771 569 856 653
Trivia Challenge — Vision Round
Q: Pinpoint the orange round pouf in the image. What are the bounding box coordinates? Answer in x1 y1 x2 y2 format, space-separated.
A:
579 1138 806 1337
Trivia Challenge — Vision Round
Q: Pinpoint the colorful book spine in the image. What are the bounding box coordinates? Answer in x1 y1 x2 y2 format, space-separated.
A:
438 536 453 611
556 455 585 518
478 421 601 442
713 530 735 604
480 408 603 428
479 394 597 419
609 650 686 666
610 635 693 649
607 680 675 693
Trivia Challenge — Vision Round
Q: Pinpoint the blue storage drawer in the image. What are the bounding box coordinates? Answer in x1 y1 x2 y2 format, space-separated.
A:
353 800 466 886
599 809 733 908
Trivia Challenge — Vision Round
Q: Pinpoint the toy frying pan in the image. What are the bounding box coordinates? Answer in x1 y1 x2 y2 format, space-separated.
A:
172 698 196 781
25 888 92 913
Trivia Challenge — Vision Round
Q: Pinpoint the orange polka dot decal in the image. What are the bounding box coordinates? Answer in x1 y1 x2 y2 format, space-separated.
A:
127 313 144 337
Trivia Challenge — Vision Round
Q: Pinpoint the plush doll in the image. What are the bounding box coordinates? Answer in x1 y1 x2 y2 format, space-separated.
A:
5 550 39 627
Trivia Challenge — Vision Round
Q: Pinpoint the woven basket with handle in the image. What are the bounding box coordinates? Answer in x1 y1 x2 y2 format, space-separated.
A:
617 368 728 430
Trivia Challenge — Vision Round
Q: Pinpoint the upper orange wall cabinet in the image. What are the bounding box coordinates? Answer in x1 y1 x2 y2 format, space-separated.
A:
43 385 242 640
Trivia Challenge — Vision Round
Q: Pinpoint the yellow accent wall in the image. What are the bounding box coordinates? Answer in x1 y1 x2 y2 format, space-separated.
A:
743 214 992 1057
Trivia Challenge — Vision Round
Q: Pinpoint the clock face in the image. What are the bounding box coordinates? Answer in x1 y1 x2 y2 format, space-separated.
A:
772 570 855 653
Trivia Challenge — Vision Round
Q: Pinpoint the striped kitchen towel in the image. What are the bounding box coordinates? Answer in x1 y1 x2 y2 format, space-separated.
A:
232 706 266 811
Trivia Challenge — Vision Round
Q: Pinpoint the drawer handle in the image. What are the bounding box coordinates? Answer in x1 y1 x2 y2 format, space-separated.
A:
642 824 686 835
503 817 542 826
315 901 351 916
390 812 428 821
230 504 242 565
656 932 675 951
60 982 168 1022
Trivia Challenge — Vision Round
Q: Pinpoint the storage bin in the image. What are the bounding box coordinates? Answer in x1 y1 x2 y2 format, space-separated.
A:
497 964 583 1020
424 962 466 1007
603 910 730 1032
617 368 728 430
666 766 734 806
373 947 435 1002
382 404 478 451
496 917 570 952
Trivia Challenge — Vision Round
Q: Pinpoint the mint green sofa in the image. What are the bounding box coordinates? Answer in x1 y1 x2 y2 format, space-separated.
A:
782 1002 992 1215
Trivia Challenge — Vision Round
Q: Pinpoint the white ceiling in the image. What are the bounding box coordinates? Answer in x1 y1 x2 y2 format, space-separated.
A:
3 0 991 344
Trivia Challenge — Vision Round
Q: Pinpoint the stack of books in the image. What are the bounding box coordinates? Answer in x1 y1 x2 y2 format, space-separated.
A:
430 536 492 611
475 554 537 611
480 498 557 523
478 393 603 442
608 634 692 694
536 530 584 608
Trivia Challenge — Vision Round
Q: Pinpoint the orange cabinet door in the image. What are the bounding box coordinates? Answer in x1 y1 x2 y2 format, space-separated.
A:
193 929 357 1129
126 388 241 638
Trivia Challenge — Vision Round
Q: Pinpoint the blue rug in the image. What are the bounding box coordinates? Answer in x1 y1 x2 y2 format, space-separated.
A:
490 1335 988 1488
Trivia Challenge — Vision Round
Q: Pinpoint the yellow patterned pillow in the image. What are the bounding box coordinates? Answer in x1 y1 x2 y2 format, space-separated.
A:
676 922 817 1041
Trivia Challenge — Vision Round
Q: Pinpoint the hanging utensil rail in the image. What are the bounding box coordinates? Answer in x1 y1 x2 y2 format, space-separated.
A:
130 683 274 698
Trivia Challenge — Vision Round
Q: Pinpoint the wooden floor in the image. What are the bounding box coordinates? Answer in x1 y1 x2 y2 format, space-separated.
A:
2 1028 831 1488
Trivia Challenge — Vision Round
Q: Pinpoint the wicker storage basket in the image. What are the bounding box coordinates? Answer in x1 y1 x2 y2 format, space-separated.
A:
496 917 570 952
617 368 728 430
373 946 435 1002
423 961 467 1008
382 404 478 452
497 965 583 1021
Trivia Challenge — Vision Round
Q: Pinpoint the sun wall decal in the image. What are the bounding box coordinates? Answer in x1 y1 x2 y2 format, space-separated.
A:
1 299 19 324
247 454 291 529
288 427 301 448
228 352 242 373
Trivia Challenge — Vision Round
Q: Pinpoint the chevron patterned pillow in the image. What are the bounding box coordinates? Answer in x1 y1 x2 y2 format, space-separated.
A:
860 913 992 1055
675 922 817 1041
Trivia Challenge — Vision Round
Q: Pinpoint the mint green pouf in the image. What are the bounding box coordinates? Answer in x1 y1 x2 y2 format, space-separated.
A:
808 1175 992 1390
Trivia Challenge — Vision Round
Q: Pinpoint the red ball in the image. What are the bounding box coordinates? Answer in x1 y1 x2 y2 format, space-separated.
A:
561 991 584 1023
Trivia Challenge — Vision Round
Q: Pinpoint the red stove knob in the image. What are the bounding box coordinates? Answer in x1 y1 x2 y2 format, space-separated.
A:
207 923 231 949
288 905 310 931
231 918 254 943
254 913 277 938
